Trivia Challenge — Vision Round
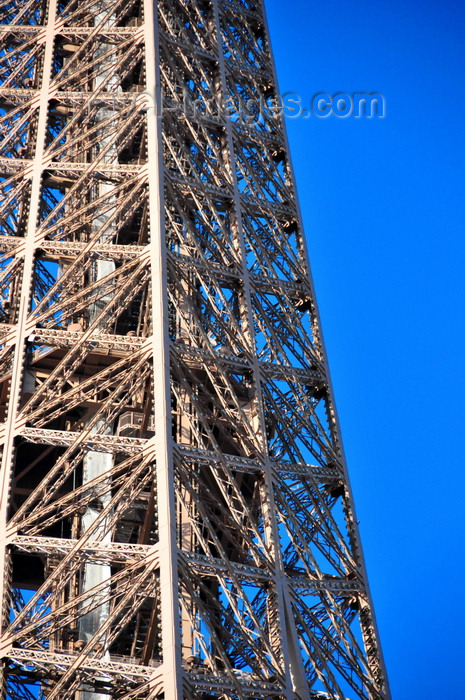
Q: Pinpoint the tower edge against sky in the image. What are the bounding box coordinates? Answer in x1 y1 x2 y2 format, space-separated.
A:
0 0 390 698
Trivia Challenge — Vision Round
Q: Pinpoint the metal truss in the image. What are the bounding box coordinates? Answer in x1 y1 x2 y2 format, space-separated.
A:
0 0 390 698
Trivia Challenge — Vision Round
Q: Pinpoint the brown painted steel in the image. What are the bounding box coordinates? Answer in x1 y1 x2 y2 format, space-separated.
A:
0 1 389 698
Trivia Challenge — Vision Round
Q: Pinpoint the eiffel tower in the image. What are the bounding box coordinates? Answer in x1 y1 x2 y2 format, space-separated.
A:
0 1 390 698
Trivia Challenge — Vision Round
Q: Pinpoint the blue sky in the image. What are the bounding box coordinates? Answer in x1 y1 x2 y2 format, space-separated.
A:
265 0 465 698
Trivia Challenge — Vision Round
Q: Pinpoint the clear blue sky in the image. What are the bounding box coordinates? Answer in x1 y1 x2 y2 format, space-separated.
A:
265 0 465 698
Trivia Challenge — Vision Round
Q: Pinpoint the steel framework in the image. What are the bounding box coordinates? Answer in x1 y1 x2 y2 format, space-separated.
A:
0 0 389 698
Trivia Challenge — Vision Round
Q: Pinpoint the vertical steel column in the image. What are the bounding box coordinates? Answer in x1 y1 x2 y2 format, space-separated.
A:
258 0 392 693
0 0 58 648
144 1 183 697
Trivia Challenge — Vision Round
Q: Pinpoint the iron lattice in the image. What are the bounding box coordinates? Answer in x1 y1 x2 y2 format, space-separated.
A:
0 1 390 698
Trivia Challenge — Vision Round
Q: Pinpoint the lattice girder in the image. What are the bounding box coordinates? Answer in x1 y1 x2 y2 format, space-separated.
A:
0 0 389 698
